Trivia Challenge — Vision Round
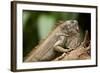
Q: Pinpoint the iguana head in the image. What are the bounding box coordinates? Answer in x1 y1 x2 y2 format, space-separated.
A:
61 20 79 36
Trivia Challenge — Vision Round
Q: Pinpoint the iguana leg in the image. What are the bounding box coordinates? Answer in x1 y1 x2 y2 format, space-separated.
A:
53 43 91 61
53 53 67 61
54 45 73 53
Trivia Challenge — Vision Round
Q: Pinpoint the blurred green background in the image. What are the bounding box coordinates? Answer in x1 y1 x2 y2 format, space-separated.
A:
23 10 91 58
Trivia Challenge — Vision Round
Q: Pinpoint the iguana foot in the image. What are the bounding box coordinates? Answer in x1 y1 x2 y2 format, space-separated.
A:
53 53 67 61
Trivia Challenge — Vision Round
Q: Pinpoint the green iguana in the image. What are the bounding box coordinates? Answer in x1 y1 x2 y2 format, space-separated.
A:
25 20 81 62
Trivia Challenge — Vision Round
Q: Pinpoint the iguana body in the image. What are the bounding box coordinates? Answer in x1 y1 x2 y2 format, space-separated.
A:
53 31 90 61
25 20 81 62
